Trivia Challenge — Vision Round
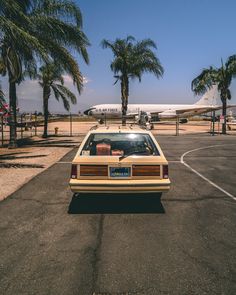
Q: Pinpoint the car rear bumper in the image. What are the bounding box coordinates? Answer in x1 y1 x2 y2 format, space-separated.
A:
69 179 171 193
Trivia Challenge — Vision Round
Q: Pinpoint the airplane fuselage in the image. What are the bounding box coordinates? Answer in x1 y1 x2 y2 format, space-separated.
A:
85 103 220 119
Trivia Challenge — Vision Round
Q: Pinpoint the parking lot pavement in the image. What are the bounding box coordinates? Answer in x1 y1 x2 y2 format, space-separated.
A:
0 135 235 295
158 135 236 197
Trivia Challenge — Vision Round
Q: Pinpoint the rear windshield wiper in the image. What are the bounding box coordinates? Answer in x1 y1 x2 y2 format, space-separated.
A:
119 149 149 161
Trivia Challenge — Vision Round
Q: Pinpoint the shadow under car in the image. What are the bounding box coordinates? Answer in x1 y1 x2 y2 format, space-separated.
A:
68 193 165 214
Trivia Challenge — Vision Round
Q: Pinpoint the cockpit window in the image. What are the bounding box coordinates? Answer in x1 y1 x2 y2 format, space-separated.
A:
80 133 160 156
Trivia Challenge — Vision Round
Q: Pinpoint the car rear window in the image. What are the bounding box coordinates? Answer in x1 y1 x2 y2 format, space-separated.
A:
80 133 160 156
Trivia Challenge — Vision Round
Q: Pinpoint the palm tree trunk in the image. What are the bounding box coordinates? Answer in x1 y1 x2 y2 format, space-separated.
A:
8 80 17 148
125 77 129 114
121 76 129 126
121 79 126 125
222 97 227 134
43 86 50 138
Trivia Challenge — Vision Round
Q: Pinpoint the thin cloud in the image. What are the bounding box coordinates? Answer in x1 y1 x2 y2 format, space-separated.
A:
83 76 91 84
62 75 91 85
62 75 73 84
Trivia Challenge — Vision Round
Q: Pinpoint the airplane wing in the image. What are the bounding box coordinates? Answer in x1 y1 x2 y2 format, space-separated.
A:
126 104 236 120
126 112 139 117
150 105 236 118
176 106 223 117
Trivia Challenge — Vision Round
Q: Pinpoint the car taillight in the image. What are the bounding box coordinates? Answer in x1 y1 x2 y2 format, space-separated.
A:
71 164 77 179
163 165 169 179
132 165 160 176
80 165 108 176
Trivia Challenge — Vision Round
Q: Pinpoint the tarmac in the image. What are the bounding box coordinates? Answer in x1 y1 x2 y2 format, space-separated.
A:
0 131 235 294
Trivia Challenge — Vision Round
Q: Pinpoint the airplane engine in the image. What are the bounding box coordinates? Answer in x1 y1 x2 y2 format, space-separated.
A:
98 118 104 124
151 115 160 122
179 118 188 124
135 115 140 123
144 112 152 122
135 111 152 124
136 112 154 129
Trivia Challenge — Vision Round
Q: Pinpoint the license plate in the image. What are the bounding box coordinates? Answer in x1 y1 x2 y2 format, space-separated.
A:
110 167 131 178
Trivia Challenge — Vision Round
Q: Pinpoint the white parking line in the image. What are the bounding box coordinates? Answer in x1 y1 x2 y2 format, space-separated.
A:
181 144 236 201
59 161 182 164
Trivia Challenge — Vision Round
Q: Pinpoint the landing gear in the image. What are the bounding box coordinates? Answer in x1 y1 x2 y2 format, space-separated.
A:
98 118 104 124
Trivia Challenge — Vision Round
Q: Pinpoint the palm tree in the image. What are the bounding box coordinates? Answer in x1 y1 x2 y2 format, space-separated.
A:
101 36 164 124
0 0 46 147
0 0 89 147
37 63 77 137
192 55 236 134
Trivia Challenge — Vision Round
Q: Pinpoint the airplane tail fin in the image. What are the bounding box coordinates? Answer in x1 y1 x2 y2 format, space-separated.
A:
195 85 220 106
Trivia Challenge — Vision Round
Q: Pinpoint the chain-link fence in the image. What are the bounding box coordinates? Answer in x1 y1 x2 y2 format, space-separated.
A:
0 113 95 147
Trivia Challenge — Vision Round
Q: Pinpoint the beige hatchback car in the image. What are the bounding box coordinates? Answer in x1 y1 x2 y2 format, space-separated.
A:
69 125 170 194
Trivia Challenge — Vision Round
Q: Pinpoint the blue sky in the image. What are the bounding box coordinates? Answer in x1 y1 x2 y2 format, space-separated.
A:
2 0 236 113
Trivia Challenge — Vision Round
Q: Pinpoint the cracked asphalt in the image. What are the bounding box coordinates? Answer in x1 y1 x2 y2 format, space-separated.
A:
0 135 236 295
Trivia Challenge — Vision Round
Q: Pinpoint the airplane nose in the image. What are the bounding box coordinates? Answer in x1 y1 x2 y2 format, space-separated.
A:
84 107 96 116
84 108 91 115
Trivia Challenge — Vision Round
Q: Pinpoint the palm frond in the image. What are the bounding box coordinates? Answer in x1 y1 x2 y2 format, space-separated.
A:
31 15 90 54
5 47 22 82
46 44 84 93
101 39 116 51
226 55 236 77
136 38 157 50
55 83 77 104
126 35 135 43
51 84 61 101
38 81 44 88
51 84 70 111
226 88 231 100
32 0 83 27
191 67 217 95
113 75 120 85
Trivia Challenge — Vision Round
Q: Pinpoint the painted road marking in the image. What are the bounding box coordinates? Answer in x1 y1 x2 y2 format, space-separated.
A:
181 144 236 201
59 161 182 164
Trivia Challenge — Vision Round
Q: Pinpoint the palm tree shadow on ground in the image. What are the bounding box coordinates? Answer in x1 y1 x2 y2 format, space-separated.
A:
68 193 165 214
15 137 79 148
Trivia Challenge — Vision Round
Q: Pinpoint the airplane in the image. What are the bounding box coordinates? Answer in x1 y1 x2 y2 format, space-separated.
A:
84 86 236 124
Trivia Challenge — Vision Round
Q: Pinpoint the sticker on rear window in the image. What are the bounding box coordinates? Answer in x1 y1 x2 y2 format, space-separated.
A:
82 150 90 156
